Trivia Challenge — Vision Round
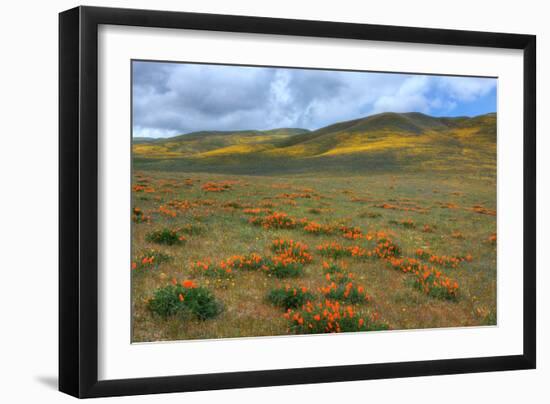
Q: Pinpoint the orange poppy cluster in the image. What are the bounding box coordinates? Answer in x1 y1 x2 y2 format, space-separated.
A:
132 184 155 193
370 238 402 259
267 254 306 277
249 212 299 229
187 239 315 281
377 244 462 299
267 241 313 278
340 225 363 240
132 249 170 271
284 300 388 334
245 209 391 246
312 234 462 300
413 268 459 300
303 221 334 235
190 259 235 279
316 242 355 259
415 248 472 269
387 256 423 274
224 253 267 271
270 239 313 264
189 256 257 279
470 205 496 216
166 199 199 211
201 181 233 192
319 274 371 304
158 205 177 218
316 234 401 261
242 207 272 215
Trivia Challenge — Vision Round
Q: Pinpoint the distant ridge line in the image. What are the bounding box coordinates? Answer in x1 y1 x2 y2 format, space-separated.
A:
134 111 496 141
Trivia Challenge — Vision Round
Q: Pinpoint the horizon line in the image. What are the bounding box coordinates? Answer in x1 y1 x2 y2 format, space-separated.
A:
132 110 497 139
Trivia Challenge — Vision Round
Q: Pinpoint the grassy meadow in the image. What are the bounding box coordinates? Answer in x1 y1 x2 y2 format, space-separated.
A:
131 112 497 342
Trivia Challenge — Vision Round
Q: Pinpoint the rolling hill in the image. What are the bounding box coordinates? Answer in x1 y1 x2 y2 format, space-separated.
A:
133 112 496 175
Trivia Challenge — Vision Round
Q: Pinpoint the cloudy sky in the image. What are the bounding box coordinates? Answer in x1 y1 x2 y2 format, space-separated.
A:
132 61 497 138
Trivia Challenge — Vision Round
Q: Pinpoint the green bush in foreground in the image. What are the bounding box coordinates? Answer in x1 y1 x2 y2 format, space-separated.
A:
267 285 315 310
148 281 223 320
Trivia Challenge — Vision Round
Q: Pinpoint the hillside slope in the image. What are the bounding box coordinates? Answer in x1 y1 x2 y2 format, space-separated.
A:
133 112 496 175
133 128 310 158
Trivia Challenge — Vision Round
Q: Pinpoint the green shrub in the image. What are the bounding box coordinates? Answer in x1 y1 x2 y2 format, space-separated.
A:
267 286 314 310
264 257 304 278
148 285 188 318
148 282 223 320
146 228 185 245
321 279 371 304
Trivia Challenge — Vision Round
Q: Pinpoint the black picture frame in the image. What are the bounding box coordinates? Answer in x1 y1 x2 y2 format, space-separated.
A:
59 5 536 398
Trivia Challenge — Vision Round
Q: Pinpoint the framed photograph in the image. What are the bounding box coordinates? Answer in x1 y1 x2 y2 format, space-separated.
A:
59 6 536 398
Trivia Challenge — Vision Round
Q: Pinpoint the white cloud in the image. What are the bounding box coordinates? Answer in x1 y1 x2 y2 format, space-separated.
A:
436 77 496 102
133 126 179 138
370 75 432 114
132 61 496 138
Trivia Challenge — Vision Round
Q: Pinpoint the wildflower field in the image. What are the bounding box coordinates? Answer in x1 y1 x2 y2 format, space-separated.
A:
131 166 496 342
